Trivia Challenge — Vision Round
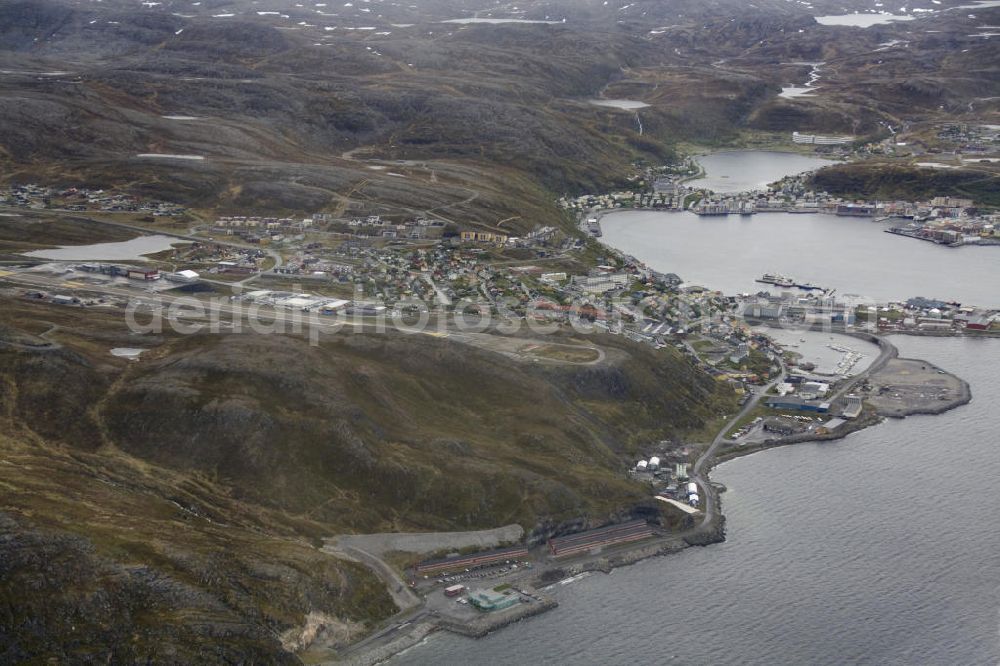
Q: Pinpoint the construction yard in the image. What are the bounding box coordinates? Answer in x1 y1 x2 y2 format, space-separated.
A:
863 358 971 417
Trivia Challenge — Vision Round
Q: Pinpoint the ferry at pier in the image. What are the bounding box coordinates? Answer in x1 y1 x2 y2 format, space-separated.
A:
756 274 825 291
756 273 795 288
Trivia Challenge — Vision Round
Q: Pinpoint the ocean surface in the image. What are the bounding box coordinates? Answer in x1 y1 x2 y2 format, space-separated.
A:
600 210 999 308
394 336 1000 666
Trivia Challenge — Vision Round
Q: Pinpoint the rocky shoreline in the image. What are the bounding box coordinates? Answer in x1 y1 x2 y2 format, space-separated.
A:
329 498 727 664
335 593 560 665
714 357 970 467
546 511 727 581
339 623 437 666
331 346 971 665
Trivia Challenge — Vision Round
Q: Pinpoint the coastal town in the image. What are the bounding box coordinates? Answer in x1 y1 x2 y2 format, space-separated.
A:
561 176 1000 248
0 158 993 664
4 0 1000 660
4 175 998 397
562 121 1000 247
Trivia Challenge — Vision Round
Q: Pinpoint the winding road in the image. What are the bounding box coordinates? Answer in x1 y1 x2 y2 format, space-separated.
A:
321 542 420 612
691 332 899 527
692 368 786 527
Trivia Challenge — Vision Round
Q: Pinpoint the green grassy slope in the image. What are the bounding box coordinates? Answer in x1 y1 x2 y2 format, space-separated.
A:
0 297 734 660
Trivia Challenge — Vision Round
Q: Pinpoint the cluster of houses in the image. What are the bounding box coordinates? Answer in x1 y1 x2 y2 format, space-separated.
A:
254 221 573 306
344 215 446 240
736 289 999 334
344 244 494 303
273 250 355 278
0 184 186 216
212 212 455 242
559 189 686 212
556 165 999 248
864 297 998 333
740 293 857 327
213 216 313 232
159 242 270 275
211 215 313 245
731 286 998 334
887 216 999 247
935 123 1000 153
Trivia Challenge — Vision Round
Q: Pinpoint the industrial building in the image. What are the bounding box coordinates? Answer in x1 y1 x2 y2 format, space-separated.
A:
414 545 529 576
842 394 864 419
765 397 831 413
126 268 159 280
467 588 520 612
572 272 631 294
242 290 350 313
548 520 653 558
78 263 159 280
166 269 200 283
792 131 855 145
746 302 783 320
966 315 995 331
763 417 799 436
835 204 875 217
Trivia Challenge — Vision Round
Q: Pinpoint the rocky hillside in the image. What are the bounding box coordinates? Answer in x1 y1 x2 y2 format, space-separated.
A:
0 296 734 660
809 162 1000 207
4 0 994 228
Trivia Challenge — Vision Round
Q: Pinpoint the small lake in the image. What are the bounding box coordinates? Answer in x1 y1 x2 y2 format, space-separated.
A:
687 151 834 193
110 347 148 361
24 235 187 261
815 13 915 27
588 99 650 110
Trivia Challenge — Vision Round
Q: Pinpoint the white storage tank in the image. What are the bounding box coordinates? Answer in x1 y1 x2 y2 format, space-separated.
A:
636 460 648 471
648 456 661 471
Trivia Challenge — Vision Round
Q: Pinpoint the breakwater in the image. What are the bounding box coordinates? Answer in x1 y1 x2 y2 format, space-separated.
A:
436 595 559 639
